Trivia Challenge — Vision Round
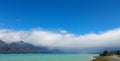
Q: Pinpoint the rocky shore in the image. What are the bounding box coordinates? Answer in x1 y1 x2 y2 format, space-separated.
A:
92 50 120 61
92 56 111 61
92 56 120 61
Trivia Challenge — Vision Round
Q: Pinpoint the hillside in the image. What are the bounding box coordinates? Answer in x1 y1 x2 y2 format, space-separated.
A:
0 40 61 54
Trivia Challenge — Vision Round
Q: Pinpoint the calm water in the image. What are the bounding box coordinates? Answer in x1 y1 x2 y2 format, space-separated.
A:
0 54 98 61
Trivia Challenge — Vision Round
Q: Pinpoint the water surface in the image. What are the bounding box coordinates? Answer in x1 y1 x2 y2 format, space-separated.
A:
0 54 98 61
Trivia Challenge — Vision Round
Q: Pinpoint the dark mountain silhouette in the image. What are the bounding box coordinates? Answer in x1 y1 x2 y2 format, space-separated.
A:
0 40 7 47
0 40 62 54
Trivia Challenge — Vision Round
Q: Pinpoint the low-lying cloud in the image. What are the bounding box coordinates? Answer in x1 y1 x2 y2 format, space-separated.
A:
0 28 120 50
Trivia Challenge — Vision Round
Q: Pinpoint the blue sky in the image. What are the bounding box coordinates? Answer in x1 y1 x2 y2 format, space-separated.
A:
0 0 120 34
1 0 120 53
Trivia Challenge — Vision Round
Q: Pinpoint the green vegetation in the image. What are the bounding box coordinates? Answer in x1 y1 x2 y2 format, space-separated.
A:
93 50 120 61
100 50 120 56
100 50 111 56
116 50 120 55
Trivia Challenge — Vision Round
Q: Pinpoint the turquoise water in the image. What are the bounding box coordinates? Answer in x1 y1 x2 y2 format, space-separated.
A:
0 54 98 61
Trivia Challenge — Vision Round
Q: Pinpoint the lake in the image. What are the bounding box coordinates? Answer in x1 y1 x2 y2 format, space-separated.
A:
0 54 98 61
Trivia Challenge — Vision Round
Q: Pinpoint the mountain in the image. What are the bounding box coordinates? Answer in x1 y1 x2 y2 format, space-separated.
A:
1 40 119 54
0 40 61 54
0 40 7 47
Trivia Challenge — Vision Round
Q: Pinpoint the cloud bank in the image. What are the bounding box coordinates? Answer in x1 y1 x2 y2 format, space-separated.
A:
0 28 120 50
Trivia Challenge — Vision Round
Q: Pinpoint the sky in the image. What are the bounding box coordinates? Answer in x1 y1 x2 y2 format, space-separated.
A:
0 0 120 53
0 0 120 34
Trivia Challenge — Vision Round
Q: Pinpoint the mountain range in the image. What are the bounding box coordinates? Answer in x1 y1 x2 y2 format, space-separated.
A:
0 40 62 54
0 40 119 54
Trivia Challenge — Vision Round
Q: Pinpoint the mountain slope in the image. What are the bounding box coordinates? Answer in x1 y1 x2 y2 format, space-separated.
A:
0 40 59 54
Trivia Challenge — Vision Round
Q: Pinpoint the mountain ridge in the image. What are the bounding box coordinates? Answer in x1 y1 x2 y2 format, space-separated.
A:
0 40 62 54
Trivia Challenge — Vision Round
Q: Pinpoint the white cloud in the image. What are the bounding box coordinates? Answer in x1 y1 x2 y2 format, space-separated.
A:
60 30 68 35
0 28 120 50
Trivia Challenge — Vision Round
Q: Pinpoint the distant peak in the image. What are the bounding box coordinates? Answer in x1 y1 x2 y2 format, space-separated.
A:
0 40 5 43
20 40 24 43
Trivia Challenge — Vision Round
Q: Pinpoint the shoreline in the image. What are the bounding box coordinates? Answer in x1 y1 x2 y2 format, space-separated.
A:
92 55 120 61
92 56 111 61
